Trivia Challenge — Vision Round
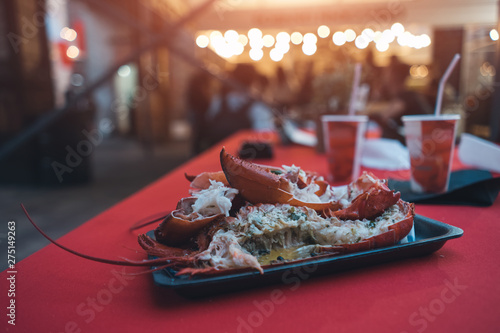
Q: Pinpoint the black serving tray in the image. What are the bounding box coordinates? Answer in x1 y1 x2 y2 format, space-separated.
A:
150 215 463 298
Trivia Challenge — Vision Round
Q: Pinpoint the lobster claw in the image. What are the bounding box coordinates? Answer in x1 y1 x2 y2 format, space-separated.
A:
220 148 341 211
330 186 401 220
323 172 401 220
319 200 414 254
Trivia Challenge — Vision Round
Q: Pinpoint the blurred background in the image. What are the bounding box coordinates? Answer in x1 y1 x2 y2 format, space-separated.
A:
1 0 499 266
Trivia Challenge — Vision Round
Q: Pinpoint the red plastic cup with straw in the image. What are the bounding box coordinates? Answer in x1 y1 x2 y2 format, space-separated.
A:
402 54 461 193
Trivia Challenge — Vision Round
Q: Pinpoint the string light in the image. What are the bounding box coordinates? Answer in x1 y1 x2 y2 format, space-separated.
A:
249 48 264 61
302 43 317 56
317 25 330 38
194 23 431 62
361 28 375 42
332 31 346 46
232 43 245 55
249 38 264 49
276 32 291 44
391 23 405 36
375 41 389 52
196 35 209 48
248 28 262 40
224 30 239 43
344 29 356 42
355 35 369 49
270 48 284 62
237 34 248 46
291 32 303 45
303 33 317 44
262 35 275 48
275 42 290 54
381 29 395 43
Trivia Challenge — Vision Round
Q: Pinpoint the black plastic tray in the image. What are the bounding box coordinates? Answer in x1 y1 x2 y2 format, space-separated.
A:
150 215 463 298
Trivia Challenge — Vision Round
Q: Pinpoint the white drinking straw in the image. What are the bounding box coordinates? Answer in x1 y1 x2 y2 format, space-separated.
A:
348 63 362 116
434 53 461 116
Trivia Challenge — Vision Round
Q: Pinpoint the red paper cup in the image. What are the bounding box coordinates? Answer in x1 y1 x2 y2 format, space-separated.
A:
322 115 368 184
402 114 460 193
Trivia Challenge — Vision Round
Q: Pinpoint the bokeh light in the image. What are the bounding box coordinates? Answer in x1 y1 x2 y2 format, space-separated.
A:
66 45 80 59
317 25 330 38
201 24 431 57
275 42 290 54
262 35 275 48
196 35 209 48
249 48 263 61
420 34 431 47
210 30 223 44
303 33 318 44
480 62 496 76
381 29 395 44
232 43 245 55
490 29 499 41
249 37 264 49
355 36 369 49
238 34 249 46
391 23 405 36
60 27 77 41
270 48 284 62
375 42 389 52
60 27 69 39
117 65 131 77
276 32 291 44
397 31 412 46
332 31 347 46
344 29 356 42
64 29 77 41
224 30 239 43
361 28 375 42
410 65 429 78
291 32 303 45
302 43 317 56
248 28 262 40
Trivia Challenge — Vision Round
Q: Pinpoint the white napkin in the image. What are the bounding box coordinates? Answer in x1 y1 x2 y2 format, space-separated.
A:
282 119 318 147
361 138 410 170
458 133 500 173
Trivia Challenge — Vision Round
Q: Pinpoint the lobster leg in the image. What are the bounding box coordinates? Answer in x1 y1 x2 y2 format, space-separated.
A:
21 204 196 269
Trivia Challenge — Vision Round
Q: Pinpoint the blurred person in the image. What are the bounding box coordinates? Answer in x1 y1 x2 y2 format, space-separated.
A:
186 70 214 155
295 60 315 107
205 64 271 146
367 56 433 142
270 66 294 110
364 50 383 101
249 73 275 131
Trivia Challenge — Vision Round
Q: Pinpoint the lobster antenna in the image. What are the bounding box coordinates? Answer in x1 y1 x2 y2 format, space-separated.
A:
129 211 170 232
21 204 157 267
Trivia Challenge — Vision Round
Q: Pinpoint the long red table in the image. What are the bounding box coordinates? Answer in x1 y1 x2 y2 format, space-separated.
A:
2 130 499 333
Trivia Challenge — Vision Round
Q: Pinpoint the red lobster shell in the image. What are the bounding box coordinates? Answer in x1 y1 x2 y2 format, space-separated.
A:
22 147 415 277
154 197 224 247
220 147 342 211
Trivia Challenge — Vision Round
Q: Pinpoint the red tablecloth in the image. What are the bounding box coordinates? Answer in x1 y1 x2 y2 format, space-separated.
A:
2 131 499 333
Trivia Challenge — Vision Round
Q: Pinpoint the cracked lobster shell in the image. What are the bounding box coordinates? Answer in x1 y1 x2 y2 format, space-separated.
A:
220 148 340 211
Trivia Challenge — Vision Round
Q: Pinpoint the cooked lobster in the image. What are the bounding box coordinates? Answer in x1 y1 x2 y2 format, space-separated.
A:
23 148 414 277
142 148 414 275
